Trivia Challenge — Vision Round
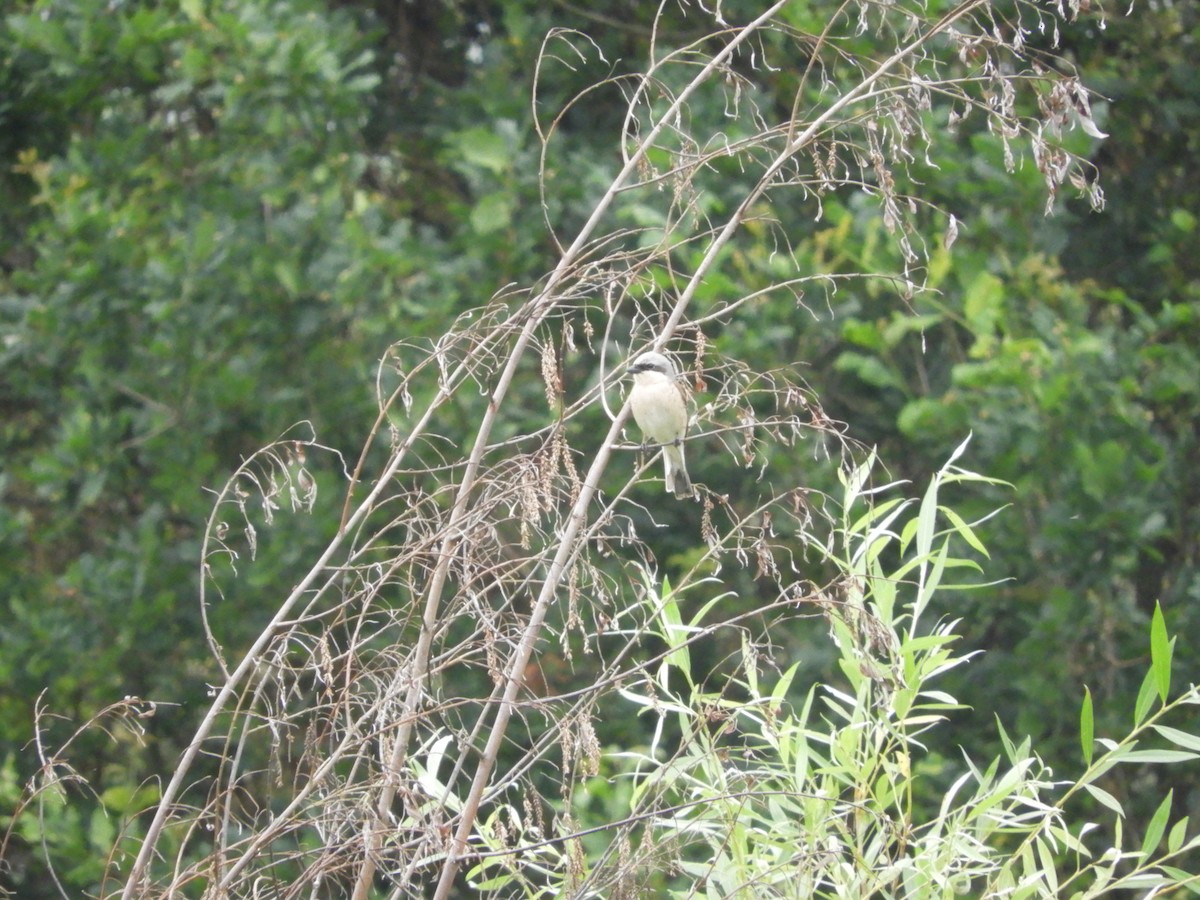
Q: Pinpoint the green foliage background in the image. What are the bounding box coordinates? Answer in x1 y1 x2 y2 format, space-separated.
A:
1 0 1197 894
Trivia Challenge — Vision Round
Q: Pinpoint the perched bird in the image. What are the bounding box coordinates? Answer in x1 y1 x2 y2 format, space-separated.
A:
627 351 693 498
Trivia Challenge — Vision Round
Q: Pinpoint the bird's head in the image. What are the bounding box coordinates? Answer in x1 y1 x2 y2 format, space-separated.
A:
628 351 676 378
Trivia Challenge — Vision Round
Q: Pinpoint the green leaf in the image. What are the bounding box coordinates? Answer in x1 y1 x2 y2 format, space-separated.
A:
1079 751 1122 786
897 397 951 438
939 504 990 557
1168 816 1190 854
1141 790 1172 858
1082 783 1124 817
839 448 878 508
963 272 1005 347
1152 725 1200 753
841 316 884 350
770 661 802 706
1080 685 1094 766
1047 823 1089 856
88 806 116 853
657 579 690 678
345 73 382 93
469 192 514 235
944 432 974 468
911 539 949 626
1035 837 1059 894
833 351 906 391
274 260 300 297
846 497 907 541
1170 209 1196 233
447 126 512 174
1120 750 1199 764
995 715 1017 761
1151 601 1172 702
468 868 515 891
869 557 897 625
1160 866 1200 896
915 473 939 560
1135 667 1159 726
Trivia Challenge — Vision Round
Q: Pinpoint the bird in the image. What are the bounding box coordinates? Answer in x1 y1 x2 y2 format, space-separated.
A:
627 351 693 498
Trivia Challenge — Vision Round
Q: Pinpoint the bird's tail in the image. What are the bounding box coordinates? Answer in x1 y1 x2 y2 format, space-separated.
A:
665 446 693 499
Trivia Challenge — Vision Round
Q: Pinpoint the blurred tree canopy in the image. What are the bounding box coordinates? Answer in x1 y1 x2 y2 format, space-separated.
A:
1 0 1197 894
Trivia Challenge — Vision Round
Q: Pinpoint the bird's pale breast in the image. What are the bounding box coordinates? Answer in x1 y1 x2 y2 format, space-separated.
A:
630 377 687 444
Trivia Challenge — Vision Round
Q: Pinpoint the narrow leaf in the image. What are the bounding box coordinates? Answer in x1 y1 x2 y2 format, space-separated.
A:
1152 725 1200 753
770 661 802 705
939 504 991 557
1082 783 1125 817
1151 601 1171 702
915 475 939 560
1036 837 1059 894
846 497 907 539
840 450 877 507
911 539 950 627
1047 823 1089 856
1120 749 1199 764
1168 816 1189 854
1160 865 1200 897
658 580 690 675
945 432 973 467
1080 685 1094 766
1179 686 1200 705
995 715 1017 761
1141 790 1173 858
869 557 897 625
1134 667 1159 726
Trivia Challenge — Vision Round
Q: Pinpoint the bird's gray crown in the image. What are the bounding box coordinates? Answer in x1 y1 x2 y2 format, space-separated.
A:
630 351 676 376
